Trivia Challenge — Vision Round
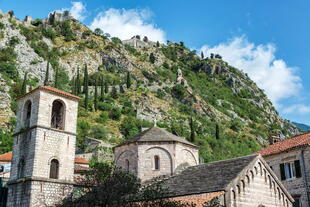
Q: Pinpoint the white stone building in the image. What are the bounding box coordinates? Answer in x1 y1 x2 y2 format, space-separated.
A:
7 86 81 207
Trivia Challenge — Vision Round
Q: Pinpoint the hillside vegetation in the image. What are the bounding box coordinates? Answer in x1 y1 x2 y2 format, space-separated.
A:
0 11 299 162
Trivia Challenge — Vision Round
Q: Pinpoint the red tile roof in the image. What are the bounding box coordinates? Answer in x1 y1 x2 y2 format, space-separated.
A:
256 132 310 156
0 151 89 164
16 86 81 101
0 152 12 161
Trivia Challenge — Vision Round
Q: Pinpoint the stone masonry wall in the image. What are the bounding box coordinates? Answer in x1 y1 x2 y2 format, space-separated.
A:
227 158 292 207
263 148 310 207
175 143 199 173
114 144 139 175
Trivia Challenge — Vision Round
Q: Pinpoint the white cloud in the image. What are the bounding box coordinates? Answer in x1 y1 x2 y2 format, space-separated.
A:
89 8 166 42
69 2 86 21
201 36 302 106
283 104 310 114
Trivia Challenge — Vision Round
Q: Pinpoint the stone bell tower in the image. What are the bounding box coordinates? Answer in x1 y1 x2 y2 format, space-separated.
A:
7 86 80 207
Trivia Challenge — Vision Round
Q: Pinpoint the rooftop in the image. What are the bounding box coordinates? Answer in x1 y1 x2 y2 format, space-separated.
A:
16 86 81 101
114 127 198 148
160 155 258 197
256 132 310 156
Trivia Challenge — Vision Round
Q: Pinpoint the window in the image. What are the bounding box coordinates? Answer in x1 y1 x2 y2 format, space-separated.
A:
18 158 25 178
51 100 65 130
125 159 129 172
23 101 32 127
293 197 300 207
280 160 301 180
50 159 59 179
154 155 160 170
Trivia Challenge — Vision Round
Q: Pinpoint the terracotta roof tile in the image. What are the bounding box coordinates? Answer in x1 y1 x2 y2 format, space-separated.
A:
256 132 310 156
16 86 81 101
74 157 89 164
0 152 12 161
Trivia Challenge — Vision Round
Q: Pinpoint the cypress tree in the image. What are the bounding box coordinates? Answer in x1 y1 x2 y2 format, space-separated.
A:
201 51 204 59
94 78 98 111
215 123 220 139
149 53 156 64
54 67 59 88
100 77 104 98
105 81 109 93
120 85 124 93
44 62 49 86
111 86 118 99
126 72 131 89
156 41 160 47
189 117 195 142
84 64 89 110
21 72 28 95
76 67 81 94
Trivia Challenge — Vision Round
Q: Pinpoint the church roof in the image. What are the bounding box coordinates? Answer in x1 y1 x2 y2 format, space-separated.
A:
160 155 258 197
114 127 198 148
16 86 81 101
256 132 310 156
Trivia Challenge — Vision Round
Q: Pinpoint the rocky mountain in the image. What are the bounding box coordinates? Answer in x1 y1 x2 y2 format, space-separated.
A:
0 11 299 162
293 122 310 132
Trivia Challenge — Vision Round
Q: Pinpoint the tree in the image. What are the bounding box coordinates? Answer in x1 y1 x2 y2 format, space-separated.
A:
210 53 214 59
44 62 49 86
156 41 160 47
189 117 195 142
111 86 118 99
56 161 194 207
94 78 98 111
120 85 124 93
143 36 148 42
8 10 14 19
105 81 109 93
100 77 104 98
149 53 156 64
215 123 220 140
54 67 59 88
126 72 131 89
84 64 89 110
201 51 204 59
21 72 28 95
94 28 103 36
76 67 81 95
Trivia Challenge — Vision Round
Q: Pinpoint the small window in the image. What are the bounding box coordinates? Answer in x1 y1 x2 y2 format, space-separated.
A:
23 101 32 127
154 155 160 170
293 197 301 207
50 159 59 179
18 158 25 178
280 160 302 180
51 100 65 130
125 159 129 172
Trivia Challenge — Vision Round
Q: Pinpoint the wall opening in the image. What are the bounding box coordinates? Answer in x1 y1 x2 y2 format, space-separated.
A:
154 155 160 170
18 158 25 178
49 159 59 179
23 100 32 127
51 100 65 130
125 159 129 172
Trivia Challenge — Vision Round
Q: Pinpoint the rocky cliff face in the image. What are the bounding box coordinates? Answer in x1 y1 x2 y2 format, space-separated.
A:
0 11 299 161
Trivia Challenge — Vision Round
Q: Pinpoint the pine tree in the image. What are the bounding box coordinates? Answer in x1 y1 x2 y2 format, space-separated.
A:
215 123 220 139
21 72 28 95
126 72 131 89
105 81 109 93
201 51 204 59
54 67 59 88
44 62 49 86
76 67 81 94
94 78 98 111
84 64 89 110
189 117 195 142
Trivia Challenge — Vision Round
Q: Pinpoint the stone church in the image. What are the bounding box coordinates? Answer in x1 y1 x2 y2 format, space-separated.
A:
7 86 294 207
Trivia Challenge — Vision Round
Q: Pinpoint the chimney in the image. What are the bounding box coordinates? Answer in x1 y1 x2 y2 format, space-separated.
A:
269 136 281 145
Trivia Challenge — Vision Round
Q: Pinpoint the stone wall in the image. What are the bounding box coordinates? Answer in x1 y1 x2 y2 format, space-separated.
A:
227 158 292 207
263 148 310 207
114 143 139 175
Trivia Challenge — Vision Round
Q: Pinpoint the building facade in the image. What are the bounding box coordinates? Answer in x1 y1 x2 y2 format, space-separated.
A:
113 127 199 181
257 133 310 207
7 86 80 207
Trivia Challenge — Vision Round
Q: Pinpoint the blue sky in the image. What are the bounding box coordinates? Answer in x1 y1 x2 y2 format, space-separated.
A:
1 0 310 124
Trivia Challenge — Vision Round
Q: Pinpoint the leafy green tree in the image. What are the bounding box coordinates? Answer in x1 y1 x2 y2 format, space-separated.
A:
126 72 131 89
8 10 14 19
84 64 89 109
94 28 103 36
44 62 49 86
0 129 13 154
149 53 156 64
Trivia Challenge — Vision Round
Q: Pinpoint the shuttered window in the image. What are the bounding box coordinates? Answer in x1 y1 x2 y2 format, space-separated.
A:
280 160 302 180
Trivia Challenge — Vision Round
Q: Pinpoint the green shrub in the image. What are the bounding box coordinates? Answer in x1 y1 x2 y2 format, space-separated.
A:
91 125 108 140
111 37 122 44
95 111 109 123
109 107 121 120
8 36 19 47
0 22 4 30
42 27 57 40
172 84 186 100
98 102 113 111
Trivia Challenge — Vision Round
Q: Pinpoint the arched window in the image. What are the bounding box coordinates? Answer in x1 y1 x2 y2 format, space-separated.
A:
125 159 130 172
154 155 160 170
50 159 59 179
23 100 32 127
51 100 65 130
18 158 25 178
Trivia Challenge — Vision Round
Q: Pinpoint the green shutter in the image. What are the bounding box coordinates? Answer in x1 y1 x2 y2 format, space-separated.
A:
280 163 286 180
295 160 302 178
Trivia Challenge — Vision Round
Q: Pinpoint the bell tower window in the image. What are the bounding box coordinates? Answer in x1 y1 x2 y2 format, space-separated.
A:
51 100 65 130
50 159 59 179
154 155 160 170
23 100 32 127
